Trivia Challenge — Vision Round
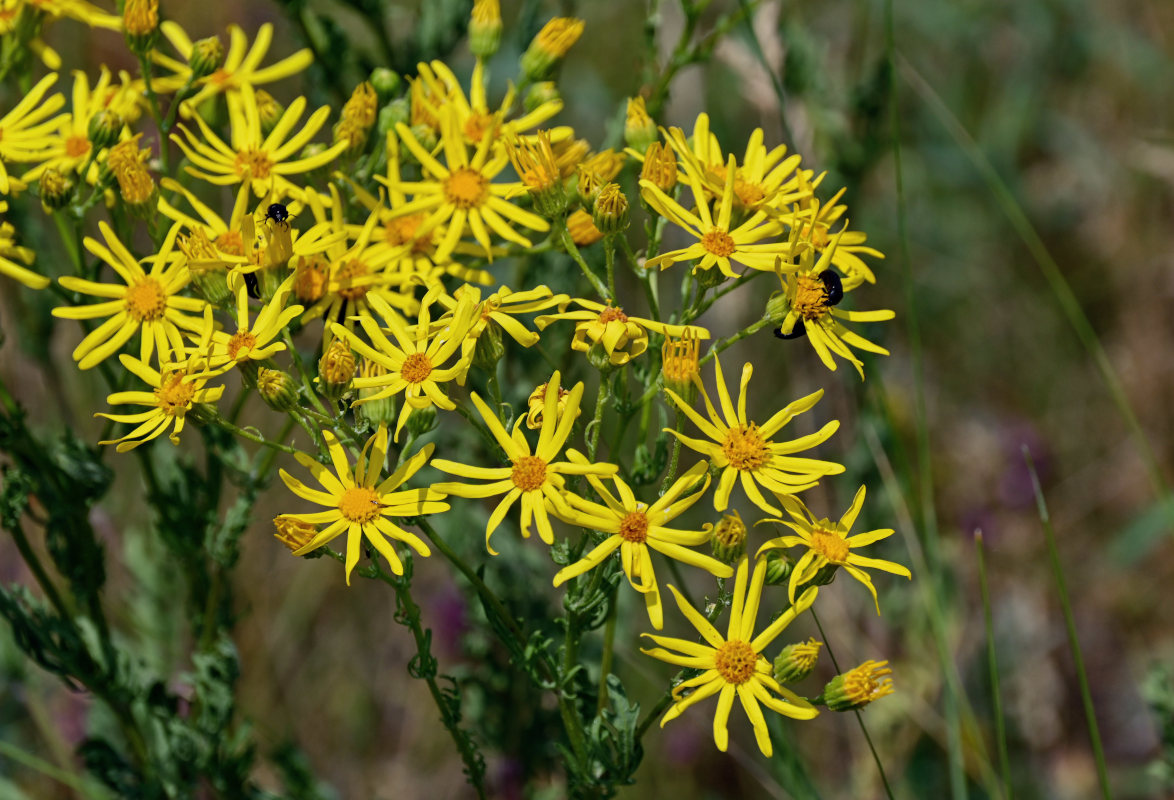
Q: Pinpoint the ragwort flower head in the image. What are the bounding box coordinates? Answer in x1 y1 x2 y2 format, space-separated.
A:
536 298 708 367
192 272 303 377
757 485 911 614
432 375 618 553
279 427 448 584
0 73 65 194
641 556 819 756
552 457 732 630
53 222 207 369
19 67 126 184
663 356 844 515
1 215 47 289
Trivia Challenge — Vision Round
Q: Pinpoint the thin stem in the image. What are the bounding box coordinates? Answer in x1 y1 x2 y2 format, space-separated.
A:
586 375 610 461
699 318 771 365
658 410 684 496
975 531 1013 800
810 609 896 800
596 584 619 715
210 415 300 455
557 221 610 300
1023 449 1112 800
7 521 73 620
604 234 618 299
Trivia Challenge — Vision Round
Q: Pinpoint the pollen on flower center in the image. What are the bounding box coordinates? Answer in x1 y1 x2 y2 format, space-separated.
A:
794 273 831 320
810 528 850 563
722 424 768 471
386 213 432 251
511 455 547 491
125 278 167 321
234 148 273 179
227 330 257 360
701 229 736 257
715 639 758 685
153 373 196 414
335 260 370 300
339 486 382 523
444 168 489 209
215 230 245 256
734 179 765 208
65 135 91 158
463 112 495 143
400 352 433 383
618 511 649 543
597 305 628 324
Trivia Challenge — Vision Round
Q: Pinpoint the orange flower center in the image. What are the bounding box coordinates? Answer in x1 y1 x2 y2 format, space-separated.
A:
618 511 649 543
65 135 91 158
294 256 328 303
714 640 758 685
463 111 495 143
810 527 850 563
444 167 489 209
701 229 736 257
227 330 257 360
234 148 273 180
153 372 196 415
215 230 245 256
794 273 831 320
335 259 370 301
210 68 232 86
511 455 547 491
338 486 382 523
125 278 167 321
597 305 628 324
734 179 765 208
400 352 433 384
801 224 830 249
722 424 768 471
385 212 433 251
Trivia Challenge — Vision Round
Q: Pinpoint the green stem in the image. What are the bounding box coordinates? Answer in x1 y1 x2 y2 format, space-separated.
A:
586 376 610 461
604 234 618 299
975 531 1013 799
1023 449 1112 800
210 415 300 455
557 220 610 300
7 521 73 621
596 585 618 715
699 318 771 365
658 411 684 495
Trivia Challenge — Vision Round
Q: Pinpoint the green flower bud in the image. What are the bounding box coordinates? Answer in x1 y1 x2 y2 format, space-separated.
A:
820 661 894 712
709 510 747 564
318 339 355 400
520 17 584 80
369 68 401 100
189 36 225 79
472 321 505 371
356 359 397 427
624 96 658 153
592 183 629 235
39 168 73 210
524 82 561 114
469 0 503 60
405 405 438 438
255 90 284 137
762 549 793 586
257 368 299 412
87 109 123 150
772 638 822 684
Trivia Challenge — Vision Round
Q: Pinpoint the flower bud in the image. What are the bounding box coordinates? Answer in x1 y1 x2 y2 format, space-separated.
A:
255 90 284 137
507 131 567 218
709 510 746 564
356 358 397 427
469 0 503 60
189 36 225 79
39 168 73 211
405 405 438 438
292 255 328 304
383 97 411 129
525 81 561 114
106 134 156 214
566 209 602 247
660 330 699 401
520 17 584 80
624 96 657 153
592 183 629 235
273 515 317 552
471 320 505 371
640 141 678 194
525 381 569 429
122 0 159 52
772 638 822 684
762 549 792 586
318 339 355 399
369 68 401 100
403 124 438 163
87 109 123 150
577 166 604 207
820 661 894 711
258 368 300 412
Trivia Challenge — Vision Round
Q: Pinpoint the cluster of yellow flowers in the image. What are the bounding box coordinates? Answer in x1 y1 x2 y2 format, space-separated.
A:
0 0 908 759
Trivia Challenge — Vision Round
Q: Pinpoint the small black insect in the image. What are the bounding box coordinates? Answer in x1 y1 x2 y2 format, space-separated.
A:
818 269 844 306
774 320 806 340
260 202 293 227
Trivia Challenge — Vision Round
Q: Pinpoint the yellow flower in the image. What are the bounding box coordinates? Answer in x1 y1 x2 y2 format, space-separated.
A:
783 170 883 284
53 222 207 369
440 283 569 363
432 376 618 553
641 153 787 278
1 217 48 289
662 114 808 212
386 109 551 263
97 352 225 453
663 356 843 515
641 556 819 756
160 178 254 271
520 17 585 79
299 186 418 329
411 60 567 147
194 272 303 376
524 380 569 429
771 227 894 379
279 428 448 584
106 134 156 207
552 457 732 629
566 209 602 247
821 660 895 711
152 22 314 109
536 298 708 366
19 68 124 184
0 74 65 194
173 83 348 198
757 485 911 614
330 284 476 442
17 0 121 29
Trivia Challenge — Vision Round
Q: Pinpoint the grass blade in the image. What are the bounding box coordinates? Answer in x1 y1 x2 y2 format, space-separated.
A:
974 530 1013 799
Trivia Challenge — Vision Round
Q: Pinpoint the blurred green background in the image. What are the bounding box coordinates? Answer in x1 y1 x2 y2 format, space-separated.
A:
2 0 1173 797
